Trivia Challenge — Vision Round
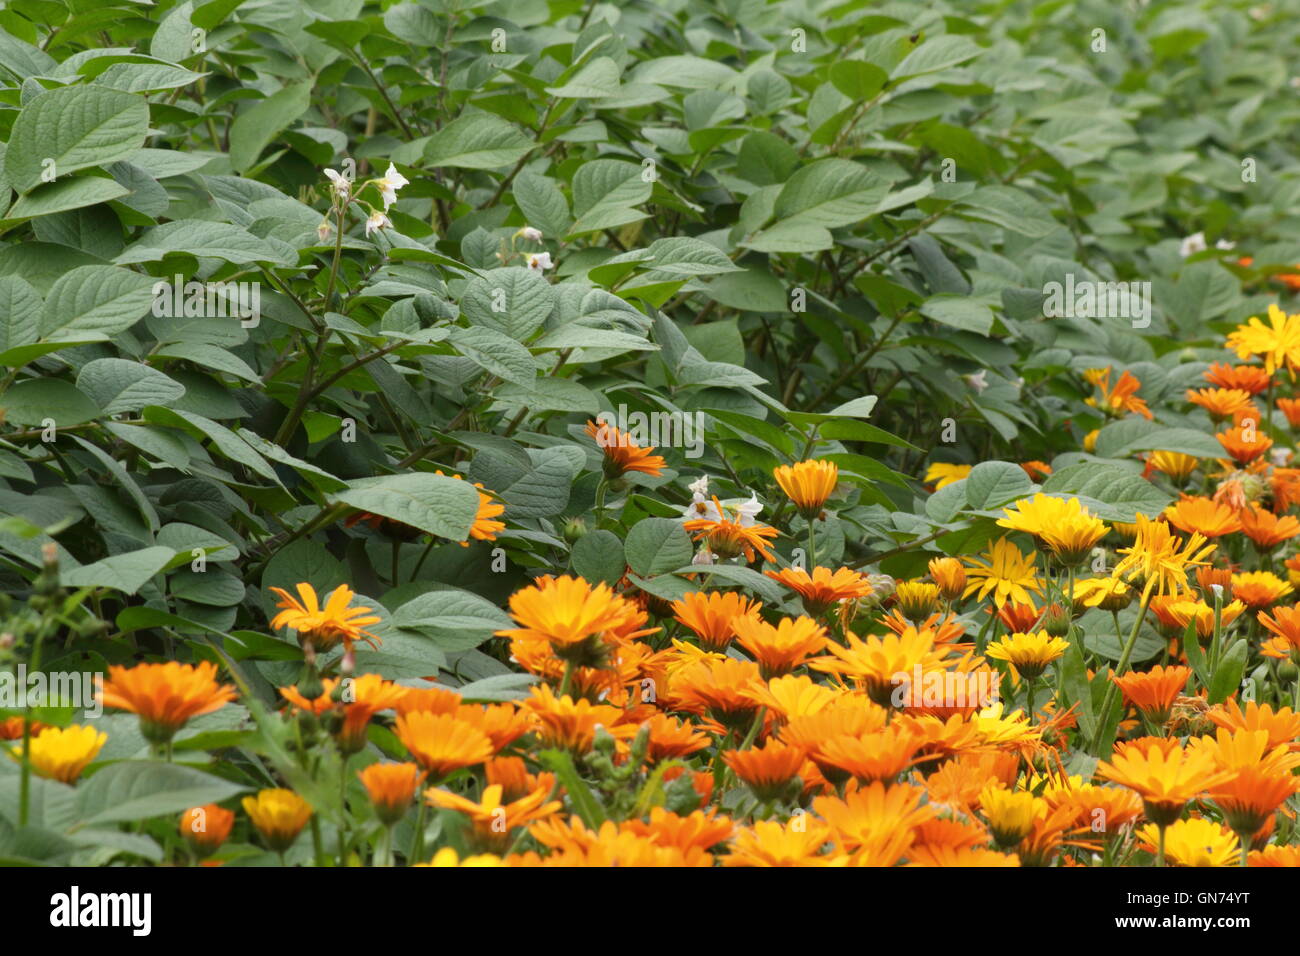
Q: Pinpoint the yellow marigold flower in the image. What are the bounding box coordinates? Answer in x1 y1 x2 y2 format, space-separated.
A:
963 537 1043 608
1111 514 1215 600
1097 737 1232 826
179 804 235 858
243 788 313 853
924 462 971 490
927 557 966 602
741 673 838 721
721 818 835 867
268 582 381 651
1224 304 1300 377
1137 817 1239 867
977 784 1038 848
1148 450 1199 481
773 459 839 518
894 580 940 622
358 762 426 826
1165 598 1245 639
1070 576 1133 613
13 724 106 783
98 660 236 744
417 847 503 867
997 493 1108 565
983 630 1069 681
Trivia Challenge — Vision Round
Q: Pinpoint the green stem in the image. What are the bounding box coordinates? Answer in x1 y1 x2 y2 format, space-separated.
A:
1092 589 1152 753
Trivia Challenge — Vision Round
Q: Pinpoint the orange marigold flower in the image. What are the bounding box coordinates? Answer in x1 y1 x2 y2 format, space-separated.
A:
1111 665 1190 726
523 684 625 753
1186 387 1256 421
721 818 834 867
1204 362 1270 394
1020 460 1053 480
426 783 561 853
669 657 766 732
394 684 462 717
180 804 235 858
1278 397 1300 428
393 711 494 782
765 565 874 616
1216 423 1273 465
1249 844 1300 866
928 557 966 602
723 740 807 801
496 574 641 667
1238 503 1300 549
1205 698 1300 751
1096 737 1232 826
585 419 665 477
809 627 949 707
1163 496 1242 538
269 582 381 651
433 470 505 544
638 713 712 763
682 497 779 563
280 673 407 754
358 762 426 825
670 590 761 650
773 459 839 519
1231 570 1293 609
98 661 236 744
732 614 829 679
1084 367 1153 419
814 781 935 860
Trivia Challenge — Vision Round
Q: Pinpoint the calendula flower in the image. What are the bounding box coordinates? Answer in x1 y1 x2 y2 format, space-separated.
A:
1045 785 1143 841
927 557 966 602
98 661 236 745
1070 577 1133 613
426 783 562 853
682 496 779 563
908 845 1020 867
433 470 506 544
1216 423 1273 465
894 580 940 623
1239 503 1300 549
497 574 640 666
585 419 665 477
1163 496 1242 538
984 630 1069 681
373 162 408 210
815 725 931 786
1111 514 1215 600
1084 367 1153 419
523 684 625 753
963 537 1043 608
723 741 807 801
393 712 494 782
764 565 874 615
1231 570 1293 609
814 781 935 860
1096 738 1232 826
978 785 1039 848
1209 769 1300 838
773 459 839 518
639 714 711 763
418 847 504 867
12 725 106 783
1020 460 1053 481
1111 665 1190 726
358 762 426 826
243 789 313 853
670 657 766 732
732 615 828 678
1148 450 1199 482
269 583 382 651
742 674 838 722
924 462 971 489
1277 397 1300 427
670 590 761 650
1186 387 1257 421
1137 817 1239 867
1225 304 1300 377
721 818 834 867
280 673 407 754
809 627 948 707
1206 699 1300 751
1204 362 1270 394
1165 599 1246 639
1249 844 1300 867
179 804 235 858
997 493 1108 565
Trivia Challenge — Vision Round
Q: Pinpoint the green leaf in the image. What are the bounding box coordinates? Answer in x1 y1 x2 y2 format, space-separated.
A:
772 158 889 229
920 295 995 336
1208 639 1248 705
964 461 1034 511
512 172 570 238
390 589 513 652
537 749 606 827
5 176 131 220
459 266 555 341
570 529 626 586
424 114 534 169
41 265 156 342
568 160 652 236
61 546 174 594
546 57 621 99
332 473 483 542
624 518 694 577
3 85 149 194
74 762 247 828
0 378 101 426
229 82 312 174
76 358 186 414
116 221 295 266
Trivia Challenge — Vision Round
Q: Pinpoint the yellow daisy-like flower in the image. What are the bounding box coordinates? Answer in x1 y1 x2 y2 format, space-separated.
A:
963 537 1043 608
773 459 839 518
417 847 504 867
984 630 1069 681
1070 576 1133 613
1148 450 1199 482
1111 514 1216 601
1231 570 1294 609
1224 303 1300 377
894 580 940 622
11 725 107 783
242 788 313 853
1137 817 1239 868
268 582 382 651
997 494 1108 565
925 463 971 490
978 784 1038 848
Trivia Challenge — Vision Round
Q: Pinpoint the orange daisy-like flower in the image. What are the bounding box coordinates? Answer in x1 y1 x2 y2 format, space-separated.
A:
814 725 933 786
622 807 735 854
1084 367 1153 419
773 459 839 518
638 713 711 763
1216 423 1273 465
1238 503 1300 549
1250 844 1300 867
721 818 834 867
98 661 236 744
1224 304 1300 377
585 419 666 477
1204 362 1271 395
179 804 235 858
927 557 966 602
814 780 936 860
1231 570 1293 609
243 789 313 853
1147 450 1199 482
1205 698 1300 751
1020 460 1053 481
669 657 766 732
682 497 779 563
269 582 382 651
1111 665 1190 726
358 762 426 826
809 627 949 707
1277 397 1300 428
741 674 838 722
1185 387 1257 421
1044 784 1143 841
426 783 562 853
765 565 874 615
732 615 829 679
280 673 408 754
907 845 1020 867
723 740 807 802
393 711 494 782
395 684 463 717
496 574 640 666
670 590 761 650
1096 737 1232 826
1208 769 1300 837
1162 496 1242 538
523 684 625 753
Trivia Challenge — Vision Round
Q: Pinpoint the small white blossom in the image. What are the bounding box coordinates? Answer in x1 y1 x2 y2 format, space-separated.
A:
364 211 392 236
374 162 409 210
316 219 332 242
734 493 763 527
324 168 351 199
526 252 554 272
688 476 710 497
964 370 989 393
1216 239 1236 250
692 548 717 566
1179 231 1207 258
520 226 544 242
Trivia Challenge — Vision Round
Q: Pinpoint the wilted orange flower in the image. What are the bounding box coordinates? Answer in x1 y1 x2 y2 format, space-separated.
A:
1084 367 1152 419
670 590 761 649
585 419 665 477
765 565 874 615
773 459 839 518
1225 304 1300 377
1239 503 1300 549
180 804 235 858
242 789 313 853
1163 496 1242 538
358 762 426 825
1231 570 1293 609
98 661 236 744
393 711 493 782
682 497 779 562
426 783 562 853
1186 387 1256 421
1111 665 1190 726
1216 423 1273 465
269 582 381 650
